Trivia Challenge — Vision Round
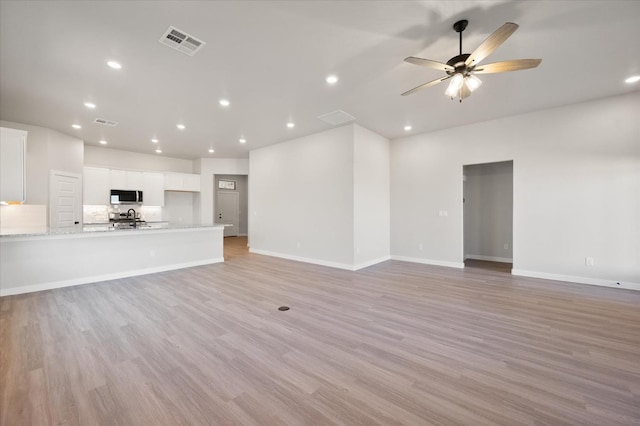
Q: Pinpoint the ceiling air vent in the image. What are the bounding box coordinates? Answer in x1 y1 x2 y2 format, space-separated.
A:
317 110 356 126
94 118 118 127
159 26 206 56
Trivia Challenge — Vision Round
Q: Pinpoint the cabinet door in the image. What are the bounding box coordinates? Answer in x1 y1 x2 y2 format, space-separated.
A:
83 167 110 205
126 171 144 190
110 169 127 189
183 174 201 192
0 127 27 202
142 172 164 206
164 173 184 190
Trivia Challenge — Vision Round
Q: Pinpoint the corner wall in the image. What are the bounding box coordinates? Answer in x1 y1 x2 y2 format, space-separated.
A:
249 126 355 268
354 125 390 268
391 91 640 289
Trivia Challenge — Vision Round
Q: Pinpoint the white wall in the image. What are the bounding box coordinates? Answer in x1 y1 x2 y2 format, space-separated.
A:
463 161 513 262
354 125 390 268
391 91 640 289
0 120 84 208
195 158 249 225
84 145 193 173
249 125 355 268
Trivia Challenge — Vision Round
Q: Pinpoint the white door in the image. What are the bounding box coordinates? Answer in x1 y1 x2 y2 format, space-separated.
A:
216 191 239 237
50 171 82 231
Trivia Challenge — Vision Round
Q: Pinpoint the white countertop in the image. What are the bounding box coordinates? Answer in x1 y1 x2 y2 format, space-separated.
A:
0 222 225 241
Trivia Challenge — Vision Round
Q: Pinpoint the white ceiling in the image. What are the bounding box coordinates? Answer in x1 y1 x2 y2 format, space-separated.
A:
1 1 639 160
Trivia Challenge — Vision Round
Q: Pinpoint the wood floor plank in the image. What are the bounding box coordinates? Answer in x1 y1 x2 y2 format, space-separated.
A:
2 242 640 425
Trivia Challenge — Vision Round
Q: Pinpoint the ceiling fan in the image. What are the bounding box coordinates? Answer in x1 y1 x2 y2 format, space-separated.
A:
402 20 541 101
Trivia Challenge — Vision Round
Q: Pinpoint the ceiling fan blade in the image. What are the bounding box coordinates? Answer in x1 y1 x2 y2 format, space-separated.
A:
401 75 452 96
404 56 454 72
474 59 542 74
465 22 519 67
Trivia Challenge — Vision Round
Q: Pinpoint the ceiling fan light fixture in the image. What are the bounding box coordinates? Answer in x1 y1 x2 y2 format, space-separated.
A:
445 73 464 97
465 74 482 92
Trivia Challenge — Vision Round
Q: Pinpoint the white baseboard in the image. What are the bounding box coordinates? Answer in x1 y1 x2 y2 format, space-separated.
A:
0 258 225 297
249 249 390 271
465 254 513 263
390 255 465 269
511 269 640 291
249 248 361 271
354 255 391 271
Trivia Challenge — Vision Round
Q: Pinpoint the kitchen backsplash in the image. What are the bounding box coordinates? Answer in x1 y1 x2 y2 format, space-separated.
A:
83 205 109 223
83 205 162 223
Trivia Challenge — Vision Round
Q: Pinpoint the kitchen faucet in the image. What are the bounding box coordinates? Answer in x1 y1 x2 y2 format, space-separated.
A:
127 208 137 228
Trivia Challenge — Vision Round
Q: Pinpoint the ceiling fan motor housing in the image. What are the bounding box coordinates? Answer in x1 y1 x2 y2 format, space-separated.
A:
446 53 471 75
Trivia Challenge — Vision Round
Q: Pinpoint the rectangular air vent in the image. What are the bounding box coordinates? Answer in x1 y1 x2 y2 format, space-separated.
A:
94 118 118 127
159 26 206 56
317 110 356 126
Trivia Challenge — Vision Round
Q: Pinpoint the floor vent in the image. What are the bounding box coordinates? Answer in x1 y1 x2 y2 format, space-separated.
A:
159 26 206 56
317 110 356 126
94 118 118 127
278 306 290 312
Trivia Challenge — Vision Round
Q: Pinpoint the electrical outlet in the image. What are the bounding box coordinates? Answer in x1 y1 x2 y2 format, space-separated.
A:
438 210 448 217
585 257 595 266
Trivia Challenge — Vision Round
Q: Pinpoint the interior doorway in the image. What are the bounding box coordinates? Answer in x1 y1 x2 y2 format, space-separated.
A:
463 161 513 272
217 191 239 237
49 170 82 231
214 174 248 238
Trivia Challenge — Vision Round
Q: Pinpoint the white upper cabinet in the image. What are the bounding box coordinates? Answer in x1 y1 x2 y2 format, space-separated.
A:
142 172 164 206
0 127 27 203
110 169 144 190
109 169 127 189
164 172 200 192
83 167 110 205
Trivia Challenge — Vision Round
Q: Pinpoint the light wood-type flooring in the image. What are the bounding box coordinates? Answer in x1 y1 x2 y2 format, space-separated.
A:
2 243 640 425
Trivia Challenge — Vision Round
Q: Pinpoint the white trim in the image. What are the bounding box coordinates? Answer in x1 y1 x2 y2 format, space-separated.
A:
390 255 465 269
464 254 513 263
0 258 224 297
354 255 391 271
249 248 355 271
511 269 640 291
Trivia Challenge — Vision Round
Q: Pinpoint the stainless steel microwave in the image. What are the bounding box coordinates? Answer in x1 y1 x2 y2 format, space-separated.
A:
110 189 143 204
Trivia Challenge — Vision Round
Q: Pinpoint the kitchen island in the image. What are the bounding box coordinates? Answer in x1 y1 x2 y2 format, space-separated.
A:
0 224 225 296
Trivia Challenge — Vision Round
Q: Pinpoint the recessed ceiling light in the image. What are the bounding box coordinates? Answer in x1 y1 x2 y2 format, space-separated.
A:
107 60 122 69
155 149 162 154
625 75 640 84
326 75 338 84
176 124 186 130
286 122 295 128
84 102 96 109
151 138 158 143
219 99 230 107
208 148 215 153
239 138 247 144
72 124 82 129
99 140 107 145
404 125 412 131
